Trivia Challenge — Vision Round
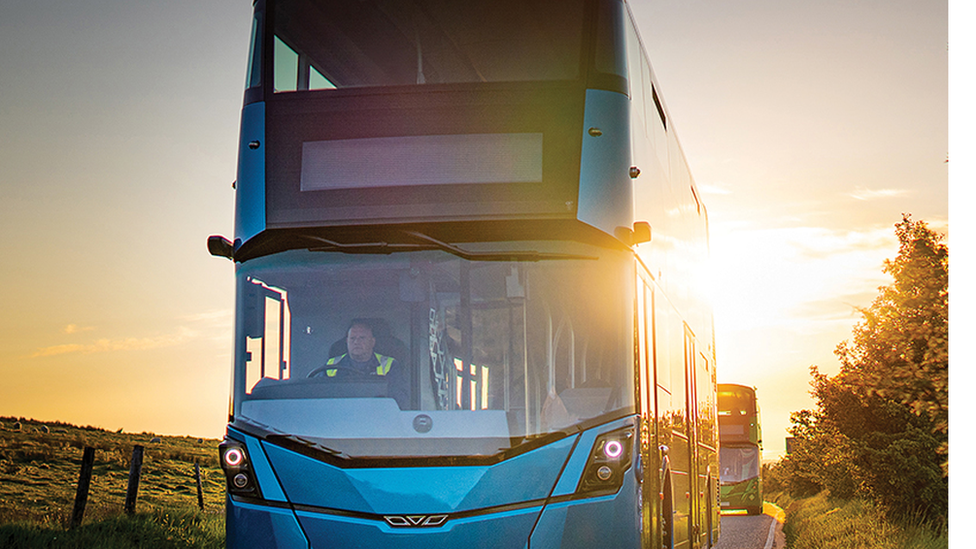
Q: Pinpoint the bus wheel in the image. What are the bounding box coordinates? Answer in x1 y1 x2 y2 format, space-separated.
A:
661 475 674 549
705 476 714 548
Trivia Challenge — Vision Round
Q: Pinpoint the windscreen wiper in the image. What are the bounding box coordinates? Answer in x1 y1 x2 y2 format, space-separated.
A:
403 231 597 262
298 232 595 261
301 235 426 255
266 434 349 461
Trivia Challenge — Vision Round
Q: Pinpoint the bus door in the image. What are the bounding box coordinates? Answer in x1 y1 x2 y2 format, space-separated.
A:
684 326 700 547
697 352 718 546
637 274 655 545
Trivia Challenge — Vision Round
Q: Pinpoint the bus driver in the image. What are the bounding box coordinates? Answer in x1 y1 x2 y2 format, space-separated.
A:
307 321 408 408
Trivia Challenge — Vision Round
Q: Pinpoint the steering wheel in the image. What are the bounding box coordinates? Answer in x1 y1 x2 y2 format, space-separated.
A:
306 363 369 379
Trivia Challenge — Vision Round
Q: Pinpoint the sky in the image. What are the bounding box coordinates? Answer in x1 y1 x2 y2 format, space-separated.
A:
0 0 953 461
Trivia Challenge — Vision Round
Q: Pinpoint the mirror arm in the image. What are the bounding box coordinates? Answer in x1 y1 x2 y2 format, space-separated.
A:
208 235 235 260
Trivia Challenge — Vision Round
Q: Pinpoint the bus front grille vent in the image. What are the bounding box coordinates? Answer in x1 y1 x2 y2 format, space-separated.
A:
383 515 449 528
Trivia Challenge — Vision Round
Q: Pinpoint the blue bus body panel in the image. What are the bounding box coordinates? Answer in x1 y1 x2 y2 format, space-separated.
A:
226 498 309 549
530 480 641 549
260 434 578 514
240 431 288 502
234 101 266 246
296 505 538 549
224 419 643 549
551 426 602 497
532 417 642 548
551 416 635 497
577 89 633 238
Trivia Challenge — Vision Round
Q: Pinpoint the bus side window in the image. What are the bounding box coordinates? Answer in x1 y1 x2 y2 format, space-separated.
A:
654 286 671 394
698 353 715 446
638 281 652 417
668 306 685 432
624 10 645 135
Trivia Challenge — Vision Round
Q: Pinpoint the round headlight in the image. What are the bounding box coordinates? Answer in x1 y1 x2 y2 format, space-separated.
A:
596 465 614 481
233 473 250 489
604 440 624 459
224 447 245 467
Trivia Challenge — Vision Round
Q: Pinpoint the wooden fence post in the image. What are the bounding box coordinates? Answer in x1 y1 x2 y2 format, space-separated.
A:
70 447 96 529
194 462 205 510
124 445 144 514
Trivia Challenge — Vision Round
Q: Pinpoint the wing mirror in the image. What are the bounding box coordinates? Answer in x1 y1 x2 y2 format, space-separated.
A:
208 235 235 260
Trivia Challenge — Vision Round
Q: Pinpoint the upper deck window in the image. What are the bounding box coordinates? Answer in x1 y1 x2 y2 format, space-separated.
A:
245 10 264 90
718 387 756 417
594 0 626 78
270 0 584 92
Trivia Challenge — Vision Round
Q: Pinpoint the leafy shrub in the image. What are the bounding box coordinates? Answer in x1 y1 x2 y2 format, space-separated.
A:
781 216 947 526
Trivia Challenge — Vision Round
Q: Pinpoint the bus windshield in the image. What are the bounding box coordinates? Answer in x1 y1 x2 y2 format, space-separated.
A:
269 0 584 91
719 446 760 483
231 242 634 458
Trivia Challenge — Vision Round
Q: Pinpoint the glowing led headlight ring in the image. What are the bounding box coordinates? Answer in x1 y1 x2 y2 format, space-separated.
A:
224 447 245 467
604 440 624 459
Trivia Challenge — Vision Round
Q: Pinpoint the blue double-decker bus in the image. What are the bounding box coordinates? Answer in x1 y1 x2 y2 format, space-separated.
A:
209 0 718 547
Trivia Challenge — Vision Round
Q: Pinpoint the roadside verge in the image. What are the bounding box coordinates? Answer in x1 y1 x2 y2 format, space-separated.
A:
762 501 786 549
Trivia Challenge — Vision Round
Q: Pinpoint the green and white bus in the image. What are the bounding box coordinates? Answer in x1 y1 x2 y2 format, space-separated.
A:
718 384 762 515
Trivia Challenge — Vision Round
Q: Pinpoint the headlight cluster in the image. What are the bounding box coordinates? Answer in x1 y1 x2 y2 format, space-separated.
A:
219 439 262 498
577 427 634 495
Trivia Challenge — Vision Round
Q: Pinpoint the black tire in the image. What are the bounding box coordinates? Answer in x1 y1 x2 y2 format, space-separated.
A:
661 475 674 549
705 477 714 548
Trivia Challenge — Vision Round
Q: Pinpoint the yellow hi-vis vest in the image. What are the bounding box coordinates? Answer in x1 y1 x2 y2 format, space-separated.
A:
325 353 394 377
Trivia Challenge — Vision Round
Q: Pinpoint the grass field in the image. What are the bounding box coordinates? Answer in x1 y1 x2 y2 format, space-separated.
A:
769 491 947 549
0 417 226 547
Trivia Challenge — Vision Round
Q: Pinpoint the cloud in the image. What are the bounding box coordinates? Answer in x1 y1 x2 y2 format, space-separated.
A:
788 290 881 321
848 186 910 201
182 309 233 343
708 224 898 332
697 182 733 195
182 309 232 326
788 226 895 261
924 216 949 238
31 327 196 358
33 310 232 358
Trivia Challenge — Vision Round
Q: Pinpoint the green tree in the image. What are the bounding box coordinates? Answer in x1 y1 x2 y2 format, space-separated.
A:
783 368 946 523
782 370 861 500
781 215 948 525
834 214 948 469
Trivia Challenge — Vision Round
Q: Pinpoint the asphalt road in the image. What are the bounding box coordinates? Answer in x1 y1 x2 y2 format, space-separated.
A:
713 513 784 549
